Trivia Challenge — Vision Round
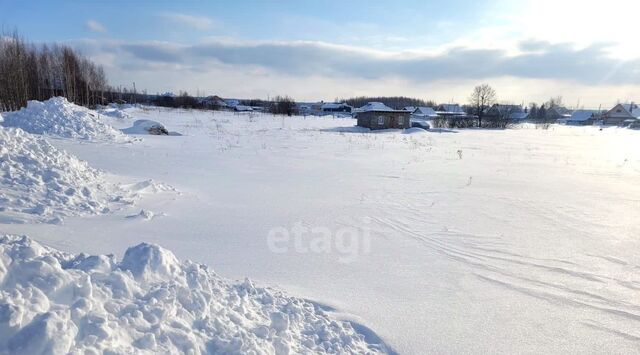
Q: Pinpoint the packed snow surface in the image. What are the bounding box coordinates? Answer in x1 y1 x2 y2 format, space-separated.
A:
2 97 127 141
0 127 114 223
0 235 383 354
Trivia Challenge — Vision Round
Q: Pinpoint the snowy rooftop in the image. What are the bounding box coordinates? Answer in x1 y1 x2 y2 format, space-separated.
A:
569 110 599 121
321 102 350 110
622 103 640 118
438 104 465 113
412 106 438 117
356 102 396 112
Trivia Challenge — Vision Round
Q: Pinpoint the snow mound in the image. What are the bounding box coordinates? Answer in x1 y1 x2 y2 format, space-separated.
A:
2 97 128 141
0 235 384 354
122 119 169 135
0 127 115 223
97 107 132 120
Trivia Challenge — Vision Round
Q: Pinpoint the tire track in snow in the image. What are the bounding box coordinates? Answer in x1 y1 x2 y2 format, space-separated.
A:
368 215 640 342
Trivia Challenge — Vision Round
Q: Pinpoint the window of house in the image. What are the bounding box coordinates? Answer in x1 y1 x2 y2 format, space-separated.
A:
397 117 404 126
377 116 384 125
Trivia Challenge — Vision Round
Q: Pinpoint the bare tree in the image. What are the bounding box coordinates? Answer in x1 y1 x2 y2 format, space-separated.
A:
469 84 496 127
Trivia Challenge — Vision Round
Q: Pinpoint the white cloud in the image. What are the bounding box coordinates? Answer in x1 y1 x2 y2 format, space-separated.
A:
85 20 106 33
158 12 215 30
73 38 640 107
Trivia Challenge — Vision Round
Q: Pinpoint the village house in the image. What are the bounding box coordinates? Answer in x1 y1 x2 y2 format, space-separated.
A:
321 102 352 113
412 106 438 118
355 102 411 130
200 95 229 109
603 103 640 125
297 102 351 115
436 104 466 116
545 105 572 121
484 104 529 121
560 109 600 125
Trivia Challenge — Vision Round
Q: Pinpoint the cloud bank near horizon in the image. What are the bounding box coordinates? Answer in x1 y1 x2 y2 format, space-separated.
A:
74 38 640 106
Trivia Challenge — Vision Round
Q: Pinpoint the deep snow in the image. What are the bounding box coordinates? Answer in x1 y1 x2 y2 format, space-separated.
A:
0 127 115 224
2 98 128 142
1 105 639 353
0 235 383 354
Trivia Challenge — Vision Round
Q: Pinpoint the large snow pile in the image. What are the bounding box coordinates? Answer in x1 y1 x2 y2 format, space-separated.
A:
2 97 127 141
0 127 113 223
0 235 383 354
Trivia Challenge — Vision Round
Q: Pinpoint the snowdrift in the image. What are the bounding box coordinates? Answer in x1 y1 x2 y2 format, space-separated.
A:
0 127 114 223
0 235 384 354
122 119 178 136
2 97 128 141
97 107 132 120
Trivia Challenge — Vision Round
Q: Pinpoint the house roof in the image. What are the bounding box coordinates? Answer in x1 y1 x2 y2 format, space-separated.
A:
569 110 598 121
234 105 253 111
438 104 464 113
357 102 395 112
403 106 416 112
622 103 640 118
321 102 350 110
549 105 571 115
412 107 437 116
509 111 530 120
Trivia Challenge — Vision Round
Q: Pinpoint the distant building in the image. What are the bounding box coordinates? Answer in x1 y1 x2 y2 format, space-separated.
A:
561 110 600 125
225 99 241 107
603 103 640 125
436 104 465 116
485 104 529 121
412 107 438 118
355 102 411 130
297 102 351 115
234 105 253 112
546 106 572 121
321 102 352 113
201 95 229 109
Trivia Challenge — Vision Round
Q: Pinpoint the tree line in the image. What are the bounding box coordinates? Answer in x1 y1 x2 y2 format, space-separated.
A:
0 31 110 111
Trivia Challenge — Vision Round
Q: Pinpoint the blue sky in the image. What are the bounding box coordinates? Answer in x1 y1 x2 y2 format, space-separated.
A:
2 0 639 106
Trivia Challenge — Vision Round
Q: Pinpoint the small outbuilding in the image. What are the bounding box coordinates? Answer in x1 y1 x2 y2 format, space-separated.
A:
355 102 410 130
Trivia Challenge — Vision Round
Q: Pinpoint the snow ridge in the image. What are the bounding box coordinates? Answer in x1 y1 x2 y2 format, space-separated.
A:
0 127 113 223
2 97 127 141
0 235 384 354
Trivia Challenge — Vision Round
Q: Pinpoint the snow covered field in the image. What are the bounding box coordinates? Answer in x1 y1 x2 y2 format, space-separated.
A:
1 102 640 353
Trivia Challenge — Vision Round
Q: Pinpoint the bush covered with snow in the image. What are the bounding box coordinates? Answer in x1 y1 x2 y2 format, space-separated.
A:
0 235 383 354
0 127 114 223
2 97 127 141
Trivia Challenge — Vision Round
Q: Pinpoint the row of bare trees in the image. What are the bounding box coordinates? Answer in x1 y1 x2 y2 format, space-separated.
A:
0 31 108 111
